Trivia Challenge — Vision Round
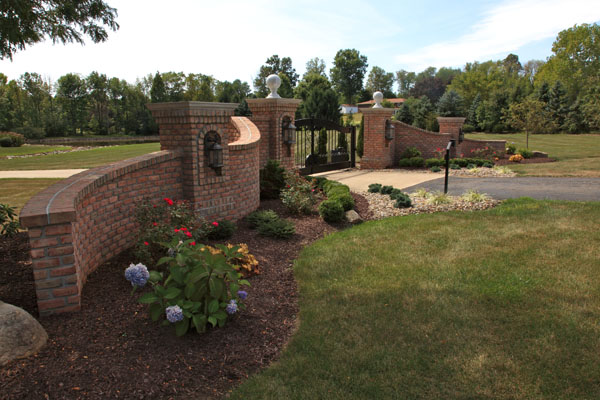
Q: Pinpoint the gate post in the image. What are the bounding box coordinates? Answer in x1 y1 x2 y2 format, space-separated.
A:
246 98 301 170
360 106 395 169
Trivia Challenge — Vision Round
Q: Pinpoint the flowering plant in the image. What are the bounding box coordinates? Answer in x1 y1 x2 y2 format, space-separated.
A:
133 236 250 336
280 172 318 214
509 154 524 162
434 147 444 159
133 198 211 265
469 147 500 161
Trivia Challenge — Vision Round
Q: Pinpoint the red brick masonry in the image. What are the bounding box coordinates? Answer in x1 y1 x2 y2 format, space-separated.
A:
20 102 268 316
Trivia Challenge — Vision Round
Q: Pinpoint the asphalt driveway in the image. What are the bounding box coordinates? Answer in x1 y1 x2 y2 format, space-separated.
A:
403 177 600 201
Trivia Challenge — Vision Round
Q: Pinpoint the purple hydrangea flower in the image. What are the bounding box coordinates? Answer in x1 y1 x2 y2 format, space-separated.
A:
165 305 184 323
125 263 149 287
225 299 238 315
237 290 248 300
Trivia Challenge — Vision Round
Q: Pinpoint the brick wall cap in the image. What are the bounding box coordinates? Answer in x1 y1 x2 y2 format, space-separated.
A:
463 138 507 144
362 108 395 115
436 117 466 123
229 117 261 147
246 98 302 106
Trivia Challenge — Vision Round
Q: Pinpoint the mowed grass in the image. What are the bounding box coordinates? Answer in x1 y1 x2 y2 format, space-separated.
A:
0 145 72 157
0 178 63 213
231 199 600 399
467 133 600 177
0 143 160 170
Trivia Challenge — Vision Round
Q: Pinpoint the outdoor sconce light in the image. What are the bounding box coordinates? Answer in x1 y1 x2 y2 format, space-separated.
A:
204 132 223 169
282 117 296 146
458 127 464 144
385 119 395 140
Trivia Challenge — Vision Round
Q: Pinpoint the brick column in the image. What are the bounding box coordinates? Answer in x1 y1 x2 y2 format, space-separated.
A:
20 215 80 316
437 117 466 158
360 108 395 169
246 98 301 170
147 101 239 219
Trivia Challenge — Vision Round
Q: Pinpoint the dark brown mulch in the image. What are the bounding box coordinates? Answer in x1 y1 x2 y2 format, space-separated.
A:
495 157 556 165
0 195 370 399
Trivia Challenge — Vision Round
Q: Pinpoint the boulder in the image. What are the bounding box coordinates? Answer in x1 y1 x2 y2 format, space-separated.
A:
0 301 48 366
532 151 548 158
345 210 362 224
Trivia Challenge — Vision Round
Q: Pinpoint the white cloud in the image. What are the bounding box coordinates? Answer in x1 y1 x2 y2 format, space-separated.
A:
394 0 600 71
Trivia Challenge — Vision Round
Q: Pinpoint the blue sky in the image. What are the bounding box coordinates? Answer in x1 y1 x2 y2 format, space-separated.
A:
1 0 599 92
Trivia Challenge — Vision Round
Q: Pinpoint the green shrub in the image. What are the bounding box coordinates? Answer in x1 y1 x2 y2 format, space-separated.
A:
0 204 20 237
257 218 295 239
398 156 425 168
130 239 250 336
13 126 44 139
308 176 328 191
450 163 461 170
246 210 279 229
394 193 412 208
260 160 286 199
425 158 444 168
506 143 517 155
381 185 394 195
280 173 317 215
400 146 421 159
482 162 494 168
318 199 345 223
389 189 404 200
466 163 476 169
322 180 344 193
0 131 25 147
330 192 354 211
208 220 236 240
518 149 533 159
431 166 442 172
368 183 382 193
328 186 350 198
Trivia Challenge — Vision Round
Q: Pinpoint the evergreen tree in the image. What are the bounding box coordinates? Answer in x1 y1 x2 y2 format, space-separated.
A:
437 90 464 117
317 127 327 155
395 103 413 125
467 94 482 130
150 72 166 103
548 81 568 130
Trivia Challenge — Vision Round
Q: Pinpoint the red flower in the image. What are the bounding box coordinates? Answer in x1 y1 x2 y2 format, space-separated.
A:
164 198 174 206
144 241 149 246
180 227 187 231
436 148 441 152
174 228 179 233
152 222 158 226
185 231 192 238
212 221 219 227
190 241 196 246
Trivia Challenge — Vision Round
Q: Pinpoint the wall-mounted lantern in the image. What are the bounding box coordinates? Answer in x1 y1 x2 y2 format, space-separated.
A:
282 117 296 146
385 119 395 140
204 132 223 169
458 127 464 144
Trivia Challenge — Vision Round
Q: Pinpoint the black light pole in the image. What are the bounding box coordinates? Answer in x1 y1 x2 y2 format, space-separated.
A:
444 139 456 194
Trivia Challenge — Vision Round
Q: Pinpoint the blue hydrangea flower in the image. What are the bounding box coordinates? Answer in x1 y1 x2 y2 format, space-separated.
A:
165 305 184 323
124 263 149 287
225 299 238 315
237 290 248 300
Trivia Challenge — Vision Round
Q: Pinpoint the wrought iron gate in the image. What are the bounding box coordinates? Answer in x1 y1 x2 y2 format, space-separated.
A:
294 118 356 175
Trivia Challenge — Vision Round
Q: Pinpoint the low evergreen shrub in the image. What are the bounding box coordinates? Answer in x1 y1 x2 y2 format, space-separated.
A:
381 185 394 195
260 160 286 199
425 158 444 168
257 218 295 239
368 183 382 193
394 194 412 208
431 166 442 172
518 149 533 159
330 192 354 211
318 199 345 223
398 157 425 168
246 210 279 229
400 146 421 159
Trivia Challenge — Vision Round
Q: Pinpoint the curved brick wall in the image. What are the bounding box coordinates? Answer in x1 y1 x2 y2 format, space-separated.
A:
393 120 452 159
20 151 184 315
19 114 263 316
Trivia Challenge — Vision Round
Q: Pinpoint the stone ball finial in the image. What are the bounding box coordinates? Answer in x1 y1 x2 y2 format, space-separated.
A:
373 91 384 108
266 74 281 99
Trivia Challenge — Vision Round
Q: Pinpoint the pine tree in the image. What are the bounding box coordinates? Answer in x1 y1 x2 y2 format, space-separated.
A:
317 127 328 155
548 81 569 131
150 72 166 103
395 103 413 124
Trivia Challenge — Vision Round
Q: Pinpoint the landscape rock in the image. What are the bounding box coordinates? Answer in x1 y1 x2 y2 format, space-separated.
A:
345 209 362 224
0 301 48 366
532 151 548 158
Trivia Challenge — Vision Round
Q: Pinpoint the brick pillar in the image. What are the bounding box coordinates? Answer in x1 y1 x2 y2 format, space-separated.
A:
246 98 301 170
21 219 80 316
360 107 395 169
437 117 466 158
147 101 239 219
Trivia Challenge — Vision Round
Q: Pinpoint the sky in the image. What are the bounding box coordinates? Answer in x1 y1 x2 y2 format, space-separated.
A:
1 0 600 91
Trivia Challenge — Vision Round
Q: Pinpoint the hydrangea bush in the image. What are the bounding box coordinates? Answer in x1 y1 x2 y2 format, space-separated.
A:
130 236 250 336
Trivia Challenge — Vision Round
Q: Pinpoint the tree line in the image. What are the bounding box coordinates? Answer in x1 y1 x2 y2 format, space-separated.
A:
1 23 598 139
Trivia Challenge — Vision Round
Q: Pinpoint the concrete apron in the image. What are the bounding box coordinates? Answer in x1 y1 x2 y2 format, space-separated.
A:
312 168 440 192
0 169 88 178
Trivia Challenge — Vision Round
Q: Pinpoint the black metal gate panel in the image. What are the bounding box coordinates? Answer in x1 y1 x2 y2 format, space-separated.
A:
294 118 356 175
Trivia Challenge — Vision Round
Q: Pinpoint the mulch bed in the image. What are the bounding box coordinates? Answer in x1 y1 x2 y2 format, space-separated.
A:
0 196 371 399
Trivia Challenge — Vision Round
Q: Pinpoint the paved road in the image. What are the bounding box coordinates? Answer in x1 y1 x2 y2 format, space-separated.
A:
403 177 600 201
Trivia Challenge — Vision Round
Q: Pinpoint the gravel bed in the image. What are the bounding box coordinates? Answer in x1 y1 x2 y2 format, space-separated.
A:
361 191 501 220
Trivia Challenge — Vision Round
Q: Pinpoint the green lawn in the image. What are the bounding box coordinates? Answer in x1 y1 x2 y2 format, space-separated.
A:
0 143 160 170
467 133 600 177
0 178 63 213
0 145 72 157
231 199 600 399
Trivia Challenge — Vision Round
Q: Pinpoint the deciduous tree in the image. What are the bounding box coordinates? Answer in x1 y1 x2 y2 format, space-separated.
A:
330 49 368 104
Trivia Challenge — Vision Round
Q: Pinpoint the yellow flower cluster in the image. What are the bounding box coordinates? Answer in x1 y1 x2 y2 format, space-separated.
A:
203 243 260 277
509 154 524 162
